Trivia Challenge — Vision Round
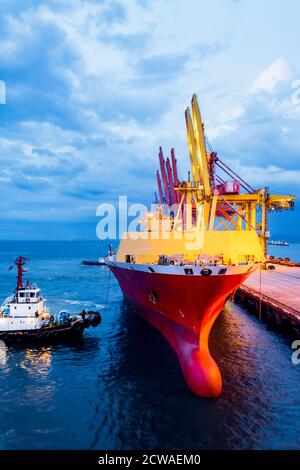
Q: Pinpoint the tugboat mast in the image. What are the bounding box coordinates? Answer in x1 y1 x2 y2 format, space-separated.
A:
15 256 28 291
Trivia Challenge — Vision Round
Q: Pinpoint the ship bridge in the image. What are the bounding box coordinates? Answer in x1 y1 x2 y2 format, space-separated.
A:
17 287 42 304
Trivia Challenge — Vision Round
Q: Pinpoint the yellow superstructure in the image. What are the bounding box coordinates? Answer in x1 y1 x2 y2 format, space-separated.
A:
117 230 264 265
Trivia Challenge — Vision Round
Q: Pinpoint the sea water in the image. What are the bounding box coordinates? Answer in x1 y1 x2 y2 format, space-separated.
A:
0 240 299 450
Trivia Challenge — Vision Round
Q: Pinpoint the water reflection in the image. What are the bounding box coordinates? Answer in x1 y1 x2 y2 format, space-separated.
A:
0 340 7 366
19 347 52 376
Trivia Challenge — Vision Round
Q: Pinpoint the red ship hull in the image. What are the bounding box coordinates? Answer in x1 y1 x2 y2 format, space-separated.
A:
108 263 252 398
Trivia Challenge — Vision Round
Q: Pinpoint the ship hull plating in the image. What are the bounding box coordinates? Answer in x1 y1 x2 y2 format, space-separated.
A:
108 263 252 398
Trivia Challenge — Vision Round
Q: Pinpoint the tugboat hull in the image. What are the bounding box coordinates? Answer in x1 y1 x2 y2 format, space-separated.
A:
0 311 101 343
0 325 83 342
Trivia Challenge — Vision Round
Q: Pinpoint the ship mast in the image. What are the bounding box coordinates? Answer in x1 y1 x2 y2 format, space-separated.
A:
15 257 28 291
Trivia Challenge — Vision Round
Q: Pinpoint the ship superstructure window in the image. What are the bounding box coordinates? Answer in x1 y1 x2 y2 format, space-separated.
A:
19 292 25 298
184 268 193 275
30 293 35 298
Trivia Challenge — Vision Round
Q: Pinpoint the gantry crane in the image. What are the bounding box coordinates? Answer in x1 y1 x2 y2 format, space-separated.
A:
155 95 295 258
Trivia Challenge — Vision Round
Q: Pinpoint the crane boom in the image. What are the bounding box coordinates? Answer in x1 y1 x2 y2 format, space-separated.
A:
171 148 180 203
159 147 170 206
191 94 211 197
185 108 201 184
171 148 179 186
166 157 176 205
156 170 164 204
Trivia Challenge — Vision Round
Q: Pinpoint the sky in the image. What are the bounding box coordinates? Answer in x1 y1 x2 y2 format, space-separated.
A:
0 0 299 240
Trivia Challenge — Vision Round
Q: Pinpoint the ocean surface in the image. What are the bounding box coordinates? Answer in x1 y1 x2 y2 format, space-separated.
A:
0 240 299 450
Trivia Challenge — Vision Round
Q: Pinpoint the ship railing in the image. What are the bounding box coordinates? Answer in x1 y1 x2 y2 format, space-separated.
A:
135 254 221 266
1 295 15 306
135 253 258 266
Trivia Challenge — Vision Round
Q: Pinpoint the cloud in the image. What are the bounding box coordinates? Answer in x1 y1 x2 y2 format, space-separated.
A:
208 106 245 138
0 0 299 239
209 70 300 199
238 164 300 186
12 175 52 192
135 53 188 83
101 0 127 23
100 30 151 52
250 58 292 94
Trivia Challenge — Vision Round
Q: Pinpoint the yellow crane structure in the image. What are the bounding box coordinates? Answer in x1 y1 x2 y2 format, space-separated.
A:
182 94 295 258
128 94 295 266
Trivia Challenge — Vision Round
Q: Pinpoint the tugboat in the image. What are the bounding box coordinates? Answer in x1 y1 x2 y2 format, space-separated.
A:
0 257 101 342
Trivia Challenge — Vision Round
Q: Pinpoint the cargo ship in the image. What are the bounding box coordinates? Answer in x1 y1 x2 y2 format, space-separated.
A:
107 95 295 397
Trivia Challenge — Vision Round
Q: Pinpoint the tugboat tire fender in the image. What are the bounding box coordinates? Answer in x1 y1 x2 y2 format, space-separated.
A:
91 318 99 327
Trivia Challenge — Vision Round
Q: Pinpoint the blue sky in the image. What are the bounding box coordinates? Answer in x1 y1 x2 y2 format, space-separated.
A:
0 0 299 240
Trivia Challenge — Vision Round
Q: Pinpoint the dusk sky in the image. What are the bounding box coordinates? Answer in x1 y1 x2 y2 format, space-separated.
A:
0 0 299 240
